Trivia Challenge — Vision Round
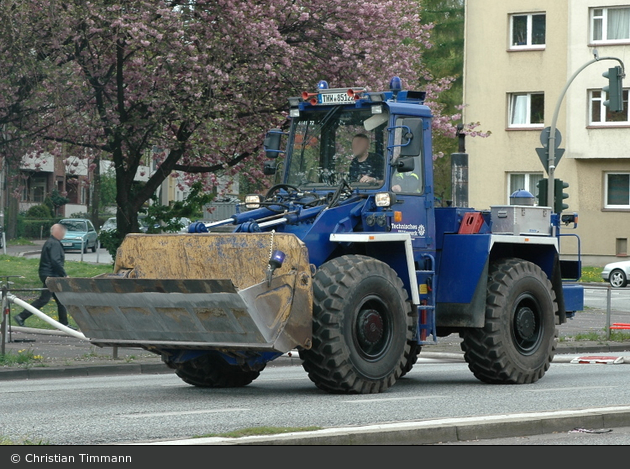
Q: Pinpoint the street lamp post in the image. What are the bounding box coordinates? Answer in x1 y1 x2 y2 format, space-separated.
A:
545 52 625 211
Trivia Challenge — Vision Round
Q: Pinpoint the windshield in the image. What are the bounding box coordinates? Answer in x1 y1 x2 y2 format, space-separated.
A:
62 221 87 232
286 107 389 189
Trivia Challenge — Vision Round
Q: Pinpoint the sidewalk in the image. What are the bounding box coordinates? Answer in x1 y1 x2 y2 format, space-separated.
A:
1 238 45 258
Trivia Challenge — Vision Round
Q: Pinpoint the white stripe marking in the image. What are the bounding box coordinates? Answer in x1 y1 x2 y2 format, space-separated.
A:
344 396 446 404
123 408 250 418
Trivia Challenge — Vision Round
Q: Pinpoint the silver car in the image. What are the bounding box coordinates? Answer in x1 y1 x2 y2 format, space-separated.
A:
601 260 630 288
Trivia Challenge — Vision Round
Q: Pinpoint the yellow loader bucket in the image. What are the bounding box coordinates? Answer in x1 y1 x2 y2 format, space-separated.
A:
47 233 313 353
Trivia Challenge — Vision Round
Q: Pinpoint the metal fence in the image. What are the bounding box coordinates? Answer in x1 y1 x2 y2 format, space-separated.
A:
580 283 630 340
203 198 240 222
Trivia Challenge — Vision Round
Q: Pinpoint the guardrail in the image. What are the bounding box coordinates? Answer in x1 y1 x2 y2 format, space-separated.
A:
580 282 628 340
0 277 128 360
0 276 91 357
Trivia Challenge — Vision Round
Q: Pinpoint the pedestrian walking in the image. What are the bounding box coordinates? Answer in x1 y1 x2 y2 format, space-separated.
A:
14 223 74 328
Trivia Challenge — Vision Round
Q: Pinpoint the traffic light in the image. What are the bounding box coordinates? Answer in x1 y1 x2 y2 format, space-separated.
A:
536 178 548 207
536 178 569 213
554 179 569 213
603 66 624 113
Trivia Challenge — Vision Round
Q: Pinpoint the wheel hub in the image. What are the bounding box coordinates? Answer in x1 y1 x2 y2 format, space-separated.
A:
515 307 536 340
357 309 384 346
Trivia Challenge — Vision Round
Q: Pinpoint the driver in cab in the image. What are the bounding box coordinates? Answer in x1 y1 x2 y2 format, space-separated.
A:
348 133 383 185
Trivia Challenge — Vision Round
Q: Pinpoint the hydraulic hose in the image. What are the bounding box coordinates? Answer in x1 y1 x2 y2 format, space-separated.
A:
7 293 88 341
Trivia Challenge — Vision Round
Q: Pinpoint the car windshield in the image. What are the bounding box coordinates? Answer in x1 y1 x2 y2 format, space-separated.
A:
286 107 389 189
62 221 87 232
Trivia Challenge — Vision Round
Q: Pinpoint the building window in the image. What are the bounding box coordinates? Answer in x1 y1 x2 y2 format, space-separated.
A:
510 13 546 48
508 172 544 203
509 93 544 127
590 89 629 124
605 173 630 208
592 7 630 43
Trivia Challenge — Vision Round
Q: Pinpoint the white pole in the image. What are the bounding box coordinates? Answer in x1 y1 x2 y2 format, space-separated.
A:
7 293 87 341
606 286 612 340
80 238 84 262
2 231 5 255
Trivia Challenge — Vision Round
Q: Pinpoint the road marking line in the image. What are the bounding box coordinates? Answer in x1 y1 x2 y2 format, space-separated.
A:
123 408 250 418
259 377 308 382
524 386 617 393
343 396 446 404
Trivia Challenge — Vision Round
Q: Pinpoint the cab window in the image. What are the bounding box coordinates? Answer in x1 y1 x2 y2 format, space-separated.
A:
390 117 424 195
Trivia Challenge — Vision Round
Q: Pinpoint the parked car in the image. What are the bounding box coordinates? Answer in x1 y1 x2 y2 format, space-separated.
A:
99 217 117 233
59 218 98 253
98 216 150 237
601 260 630 288
168 217 192 233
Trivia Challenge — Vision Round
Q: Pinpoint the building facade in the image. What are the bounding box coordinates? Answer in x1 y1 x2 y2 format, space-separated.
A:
464 0 630 266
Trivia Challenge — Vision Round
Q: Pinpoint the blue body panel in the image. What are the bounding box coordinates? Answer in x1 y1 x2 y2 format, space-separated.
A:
562 283 584 313
436 234 491 304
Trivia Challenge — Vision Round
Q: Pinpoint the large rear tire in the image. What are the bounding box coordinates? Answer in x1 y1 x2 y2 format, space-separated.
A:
460 258 558 384
163 353 263 388
300 255 414 394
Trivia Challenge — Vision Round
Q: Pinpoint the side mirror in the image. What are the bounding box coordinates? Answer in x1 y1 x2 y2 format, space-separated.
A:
263 129 285 158
399 118 423 157
263 160 277 175
392 156 415 173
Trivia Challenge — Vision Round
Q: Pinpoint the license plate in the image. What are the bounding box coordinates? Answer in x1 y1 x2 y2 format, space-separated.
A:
317 92 355 105
62 243 72 247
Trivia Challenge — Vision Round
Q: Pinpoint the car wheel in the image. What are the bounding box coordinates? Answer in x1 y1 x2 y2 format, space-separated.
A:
609 269 628 288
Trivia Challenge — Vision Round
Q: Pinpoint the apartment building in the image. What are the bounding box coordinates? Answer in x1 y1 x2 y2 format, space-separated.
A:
464 0 630 265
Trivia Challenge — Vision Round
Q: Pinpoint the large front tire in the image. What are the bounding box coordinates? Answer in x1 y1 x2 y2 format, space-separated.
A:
163 353 263 388
460 258 558 384
300 255 414 394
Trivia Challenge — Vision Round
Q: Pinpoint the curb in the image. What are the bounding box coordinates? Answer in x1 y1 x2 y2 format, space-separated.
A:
16 250 41 258
0 363 174 381
137 405 630 445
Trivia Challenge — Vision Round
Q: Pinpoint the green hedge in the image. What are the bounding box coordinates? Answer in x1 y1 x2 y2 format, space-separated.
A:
14 215 114 239
17 218 58 239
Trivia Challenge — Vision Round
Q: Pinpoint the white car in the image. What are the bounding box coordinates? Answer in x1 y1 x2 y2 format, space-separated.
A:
601 260 630 288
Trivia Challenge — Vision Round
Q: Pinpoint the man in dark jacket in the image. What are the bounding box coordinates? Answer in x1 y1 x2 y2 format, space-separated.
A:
14 223 73 328
348 133 383 185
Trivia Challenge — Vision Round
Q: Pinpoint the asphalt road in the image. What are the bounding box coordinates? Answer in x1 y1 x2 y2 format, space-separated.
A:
3 355 630 445
53 247 113 265
584 286 630 312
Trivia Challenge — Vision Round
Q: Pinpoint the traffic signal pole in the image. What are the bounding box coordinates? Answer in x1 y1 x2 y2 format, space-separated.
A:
546 53 625 211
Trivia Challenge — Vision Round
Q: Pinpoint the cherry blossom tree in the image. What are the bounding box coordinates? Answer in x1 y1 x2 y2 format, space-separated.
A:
0 0 460 238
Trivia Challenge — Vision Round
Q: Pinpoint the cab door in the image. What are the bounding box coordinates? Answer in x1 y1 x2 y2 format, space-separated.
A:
388 116 435 251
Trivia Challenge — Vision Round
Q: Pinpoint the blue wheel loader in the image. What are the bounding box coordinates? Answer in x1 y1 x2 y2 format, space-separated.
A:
48 78 584 394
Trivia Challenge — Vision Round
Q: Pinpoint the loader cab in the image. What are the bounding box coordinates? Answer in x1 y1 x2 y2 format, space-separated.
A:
262 80 436 250
283 105 389 190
